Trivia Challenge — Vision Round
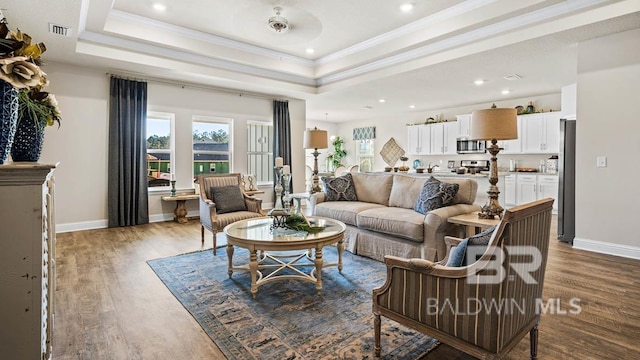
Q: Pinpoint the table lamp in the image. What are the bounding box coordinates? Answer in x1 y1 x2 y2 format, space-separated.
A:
303 127 329 193
470 105 517 219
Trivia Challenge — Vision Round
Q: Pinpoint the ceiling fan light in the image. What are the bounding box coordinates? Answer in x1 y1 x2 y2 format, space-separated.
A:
268 7 290 33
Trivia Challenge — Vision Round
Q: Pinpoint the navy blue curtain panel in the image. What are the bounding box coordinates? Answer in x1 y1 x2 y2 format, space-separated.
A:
273 100 292 193
108 77 149 227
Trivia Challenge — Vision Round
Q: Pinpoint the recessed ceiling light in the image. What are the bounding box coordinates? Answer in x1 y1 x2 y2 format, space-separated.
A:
400 3 414 12
474 79 485 86
409 105 416 109
305 48 315 54
501 89 511 95
153 3 167 11
379 99 386 103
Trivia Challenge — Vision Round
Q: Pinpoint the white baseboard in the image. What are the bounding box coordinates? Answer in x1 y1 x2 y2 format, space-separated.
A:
56 210 201 233
56 220 108 233
56 206 273 234
573 237 640 260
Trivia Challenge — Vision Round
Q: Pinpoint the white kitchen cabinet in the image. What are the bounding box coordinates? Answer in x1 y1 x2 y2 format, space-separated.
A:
499 116 523 154
430 122 458 155
456 114 471 137
407 124 431 155
512 173 558 214
0 163 57 360
521 112 561 154
504 174 517 207
537 175 559 212
516 174 538 205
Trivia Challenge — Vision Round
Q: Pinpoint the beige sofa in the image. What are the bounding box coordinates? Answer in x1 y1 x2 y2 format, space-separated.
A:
308 173 481 262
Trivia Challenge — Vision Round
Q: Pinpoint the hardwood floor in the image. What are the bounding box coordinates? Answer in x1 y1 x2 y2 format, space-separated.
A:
53 217 640 359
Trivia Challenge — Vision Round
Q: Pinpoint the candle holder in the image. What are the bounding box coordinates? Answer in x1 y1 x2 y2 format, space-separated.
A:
281 173 292 212
268 166 289 228
170 180 177 197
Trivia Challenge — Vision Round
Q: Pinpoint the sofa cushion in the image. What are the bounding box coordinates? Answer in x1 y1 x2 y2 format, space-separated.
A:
321 173 358 201
414 177 459 215
389 175 428 209
315 201 385 226
356 207 425 243
350 172 393 206
436 177 478 205
210 185 247 214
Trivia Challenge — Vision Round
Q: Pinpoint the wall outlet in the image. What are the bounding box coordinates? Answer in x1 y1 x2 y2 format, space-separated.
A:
597 156 607 167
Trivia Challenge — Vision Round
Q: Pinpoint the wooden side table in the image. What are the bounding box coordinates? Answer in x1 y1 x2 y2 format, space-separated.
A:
161 194 200 224
448 212 501 237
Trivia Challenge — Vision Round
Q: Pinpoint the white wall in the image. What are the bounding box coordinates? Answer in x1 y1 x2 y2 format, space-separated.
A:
39 62 305 232
573 28 640 257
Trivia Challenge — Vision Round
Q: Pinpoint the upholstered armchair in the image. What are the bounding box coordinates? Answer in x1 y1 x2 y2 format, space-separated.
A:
199 173 265 254
373 198 554 359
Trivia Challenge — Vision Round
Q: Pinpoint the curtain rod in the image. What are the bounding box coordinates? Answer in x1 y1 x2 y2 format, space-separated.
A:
105 72 295 102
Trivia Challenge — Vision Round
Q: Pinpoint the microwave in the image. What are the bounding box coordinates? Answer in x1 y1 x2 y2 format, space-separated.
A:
456 138 486 154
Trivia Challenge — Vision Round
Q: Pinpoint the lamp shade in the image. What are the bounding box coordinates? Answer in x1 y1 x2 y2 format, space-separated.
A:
470 108 518 141
303 127 328 149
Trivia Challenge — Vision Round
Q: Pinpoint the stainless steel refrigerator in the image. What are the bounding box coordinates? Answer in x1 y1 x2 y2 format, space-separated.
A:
558 118 576 243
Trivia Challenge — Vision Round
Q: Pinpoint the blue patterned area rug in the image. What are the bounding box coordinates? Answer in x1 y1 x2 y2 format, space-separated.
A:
148 246 438 360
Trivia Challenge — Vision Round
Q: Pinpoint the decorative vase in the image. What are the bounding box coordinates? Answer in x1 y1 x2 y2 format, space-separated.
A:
0 79 19 164
11 110 46 162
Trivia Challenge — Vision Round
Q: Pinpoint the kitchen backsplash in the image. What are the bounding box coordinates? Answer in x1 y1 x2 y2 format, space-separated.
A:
408 154 557 173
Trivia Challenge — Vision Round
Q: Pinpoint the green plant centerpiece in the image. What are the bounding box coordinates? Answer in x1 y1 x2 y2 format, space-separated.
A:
285 213 325 234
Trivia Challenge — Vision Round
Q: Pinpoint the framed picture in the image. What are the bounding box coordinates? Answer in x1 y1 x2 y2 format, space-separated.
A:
448 160 456 169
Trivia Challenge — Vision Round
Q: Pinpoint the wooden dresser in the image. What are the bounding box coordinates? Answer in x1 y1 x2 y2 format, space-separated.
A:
0 163 57 359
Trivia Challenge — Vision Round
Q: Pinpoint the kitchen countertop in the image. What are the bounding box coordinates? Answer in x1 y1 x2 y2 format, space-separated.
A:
371 171 558 178
372 171 490 178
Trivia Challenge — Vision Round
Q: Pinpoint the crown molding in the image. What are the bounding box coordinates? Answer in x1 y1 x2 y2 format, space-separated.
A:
316 0 499 65
317 0 609 85
109 9 315 67
78 31 318 87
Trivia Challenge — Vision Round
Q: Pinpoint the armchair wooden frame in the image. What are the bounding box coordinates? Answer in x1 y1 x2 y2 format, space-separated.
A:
198 173 265 255
373 198 554 359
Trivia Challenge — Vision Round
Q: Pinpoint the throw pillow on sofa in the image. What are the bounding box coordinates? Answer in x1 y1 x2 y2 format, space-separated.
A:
413 176 459 214
210 185 247 214
322 173 358 201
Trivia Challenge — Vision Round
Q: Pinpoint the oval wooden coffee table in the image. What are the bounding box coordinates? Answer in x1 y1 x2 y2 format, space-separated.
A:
223 216 346 298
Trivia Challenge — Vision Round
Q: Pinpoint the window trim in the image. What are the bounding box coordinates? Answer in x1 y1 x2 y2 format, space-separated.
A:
192 115 233 178
355 139 375 172
147 111 175 192
247 120 273 186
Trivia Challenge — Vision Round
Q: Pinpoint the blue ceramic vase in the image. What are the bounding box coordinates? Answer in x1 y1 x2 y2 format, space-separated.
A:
11 109 46 162
0 79 19 164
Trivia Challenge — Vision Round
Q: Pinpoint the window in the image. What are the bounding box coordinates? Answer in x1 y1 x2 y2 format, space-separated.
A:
356 140 375 172
146 112 174 188
247 121 273 184
193 117 232 178
353 126 376 172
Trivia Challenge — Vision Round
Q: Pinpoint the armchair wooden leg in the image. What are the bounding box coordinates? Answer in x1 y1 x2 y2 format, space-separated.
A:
530 324 539 360
212 231 217 255
201 226 204 243
374 313 381 357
